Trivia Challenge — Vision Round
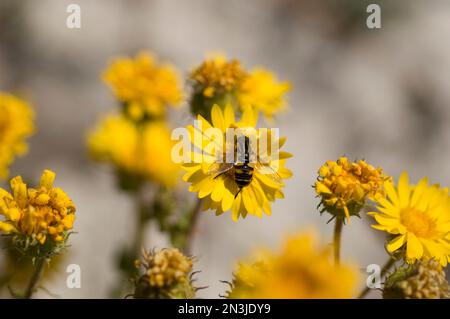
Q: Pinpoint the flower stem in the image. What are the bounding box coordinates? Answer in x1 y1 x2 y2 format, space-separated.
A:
181 198 203 255
24 257 46 299
333 217 344 265
358 256 396 299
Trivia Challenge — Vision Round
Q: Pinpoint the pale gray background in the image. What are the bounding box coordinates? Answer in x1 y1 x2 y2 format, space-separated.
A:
0 0 449 298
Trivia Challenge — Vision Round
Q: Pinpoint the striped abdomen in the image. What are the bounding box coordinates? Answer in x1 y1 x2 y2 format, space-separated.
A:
234 163 254 188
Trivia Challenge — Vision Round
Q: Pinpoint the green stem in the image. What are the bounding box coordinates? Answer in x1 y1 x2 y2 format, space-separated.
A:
181 198 203 255
24 257 46 299
333 217 344 265
358 256 396 299
133 190 147 257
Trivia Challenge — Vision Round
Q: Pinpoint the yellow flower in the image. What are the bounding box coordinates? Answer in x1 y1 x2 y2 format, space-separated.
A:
134 248 195 299
315 157 390 221
190 55 247 98
181 104 292 221
238 68 291 121
0 93 34 179
0 170 76 246
87 114 180 188
103 52 182 120
189 55 290 121
368 172 450 266
227 232 358 298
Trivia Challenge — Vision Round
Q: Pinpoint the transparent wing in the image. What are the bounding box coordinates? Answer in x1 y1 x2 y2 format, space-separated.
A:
254 161 283 185
207 162 234 177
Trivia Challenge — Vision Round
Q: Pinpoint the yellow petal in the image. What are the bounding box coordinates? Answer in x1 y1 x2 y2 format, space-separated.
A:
223 104 235 128
406 233 423 261
0 221 17 233
211 104 226 132
40 169 56 189
386 234 406 252
397 171 410 208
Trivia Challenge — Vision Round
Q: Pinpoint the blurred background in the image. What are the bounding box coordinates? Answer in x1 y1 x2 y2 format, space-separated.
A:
0 0 449 298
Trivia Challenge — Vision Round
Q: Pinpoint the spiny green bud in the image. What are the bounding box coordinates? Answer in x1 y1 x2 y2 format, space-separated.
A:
383 260 450 299
132 248 197 299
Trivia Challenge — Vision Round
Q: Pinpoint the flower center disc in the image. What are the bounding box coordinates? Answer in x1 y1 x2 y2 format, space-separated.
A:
400 207 437 238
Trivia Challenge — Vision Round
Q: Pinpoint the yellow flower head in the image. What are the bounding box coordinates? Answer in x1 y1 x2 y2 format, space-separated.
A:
369 172 450 266
87 114 180 188
134 248 195 299
0 170 76 246
103 52 182 120
238 68 291 121
189 55 290 121
181 104 292 221
0 93 34 179
227 232 358 298
190 55 247 98
315 157 390 221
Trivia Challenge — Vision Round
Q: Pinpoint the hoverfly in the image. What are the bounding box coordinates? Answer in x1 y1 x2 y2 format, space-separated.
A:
207 130 283 198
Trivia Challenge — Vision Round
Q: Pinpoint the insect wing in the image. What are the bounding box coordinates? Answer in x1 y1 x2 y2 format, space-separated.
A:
207 162 234 177
254 162 283 185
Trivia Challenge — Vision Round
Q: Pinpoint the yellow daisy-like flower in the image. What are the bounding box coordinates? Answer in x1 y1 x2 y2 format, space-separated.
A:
0 92 34 179
0 170 76 246
103 52 182 120
87 114 180 188
238 68 291 121
368 172 450 266
227 232 358 298
189 55 290 121
315 157 390 221
181 104 292 221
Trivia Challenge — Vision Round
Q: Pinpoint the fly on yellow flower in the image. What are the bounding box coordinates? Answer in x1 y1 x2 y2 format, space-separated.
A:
315 157 390 221
103 52 183 120
87 114 180 188
189 54 290 121
180 104 292 221
368 172 450 266
0 170 75 253
226 232 358 298
0 93 34 179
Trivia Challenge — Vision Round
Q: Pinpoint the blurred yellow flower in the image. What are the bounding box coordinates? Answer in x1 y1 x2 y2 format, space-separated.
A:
88 114 180 188
134 248 195 299
0 93 34 179
369 172 450 266
103 52 182 120
239 68 291 121
190 55 247 98
227 232 358 298
315 157 390 221
0 170 75 245
181 104 292 221
189 55 290 120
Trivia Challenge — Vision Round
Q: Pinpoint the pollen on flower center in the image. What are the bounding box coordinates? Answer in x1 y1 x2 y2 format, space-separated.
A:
400 208 437 238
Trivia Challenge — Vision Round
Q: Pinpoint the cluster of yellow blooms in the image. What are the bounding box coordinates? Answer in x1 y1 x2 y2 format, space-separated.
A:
0 93 34 179
227 232 358 298
190 54 290 120
88 115 180 188
134 248 195 299
181 104 292 221
0 170 76 246
315 157 390 220
103 52 182 120
88 52 183 188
